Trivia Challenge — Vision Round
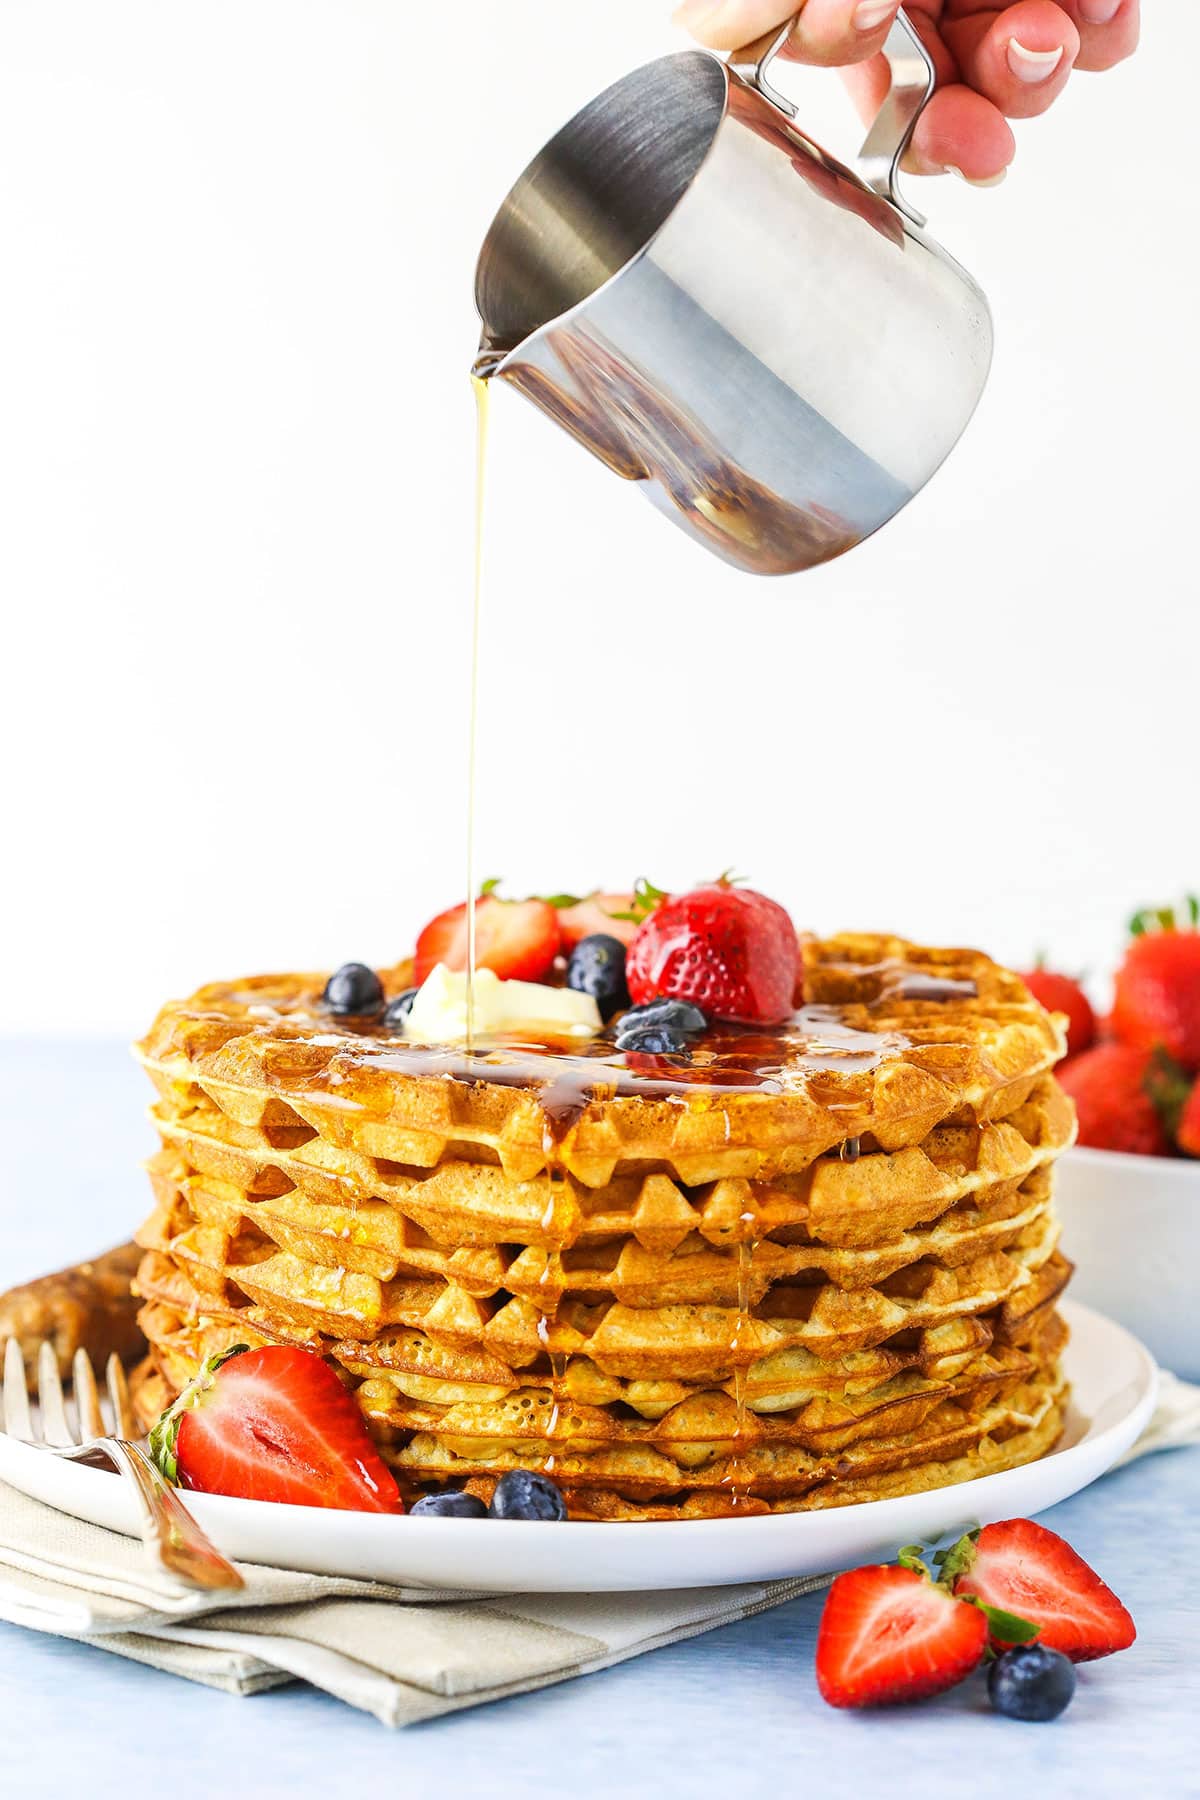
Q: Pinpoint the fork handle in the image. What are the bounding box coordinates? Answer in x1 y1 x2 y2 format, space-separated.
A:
104 1438 245 1593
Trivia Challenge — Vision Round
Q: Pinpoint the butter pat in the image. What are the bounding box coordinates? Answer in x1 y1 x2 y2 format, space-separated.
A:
403 963 601 1043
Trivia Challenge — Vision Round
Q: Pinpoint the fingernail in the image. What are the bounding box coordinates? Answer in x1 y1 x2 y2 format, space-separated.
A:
1006 37 1066 82
945 165 1009 189
1079 0 1121 21
853 1 898 31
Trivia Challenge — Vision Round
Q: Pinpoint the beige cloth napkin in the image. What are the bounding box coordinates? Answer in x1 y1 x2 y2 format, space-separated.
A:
2 1369 1196 1727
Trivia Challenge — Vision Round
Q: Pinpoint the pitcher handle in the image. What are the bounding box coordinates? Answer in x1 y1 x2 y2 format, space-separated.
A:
728 7 936 228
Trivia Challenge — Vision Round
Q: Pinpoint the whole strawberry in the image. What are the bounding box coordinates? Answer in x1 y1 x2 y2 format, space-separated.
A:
1058 1042 1171 1157
1021 966 1095 1060
1112 899 1200 1073
625 881 798 1025
1175 1078 1200 1157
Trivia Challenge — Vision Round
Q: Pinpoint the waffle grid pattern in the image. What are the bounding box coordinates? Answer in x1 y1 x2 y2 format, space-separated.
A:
131 937 1076 1519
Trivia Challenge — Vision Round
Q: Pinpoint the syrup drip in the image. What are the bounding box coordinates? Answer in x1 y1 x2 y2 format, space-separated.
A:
963 1121 985 1172
465 372 490 1052
535 1122 570 1478
724 1225 758 1512
535 1311 565 1476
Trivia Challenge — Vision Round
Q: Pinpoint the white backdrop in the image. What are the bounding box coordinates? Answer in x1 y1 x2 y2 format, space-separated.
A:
1 1 1195 1038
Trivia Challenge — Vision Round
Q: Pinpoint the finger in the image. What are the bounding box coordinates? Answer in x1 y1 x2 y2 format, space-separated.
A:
671 0 800 52
784 0 904 68
943 2 1079 118
1047 0 1139 71
839 33 1015 183
838 4 960 101
907 82 1016 177
673 0 904 64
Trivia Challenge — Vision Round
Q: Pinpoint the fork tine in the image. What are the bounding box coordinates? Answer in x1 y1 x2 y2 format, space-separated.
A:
73 1348 106 1440
2 1339 34 1440
37 1342 75 1447
106 1355 136 1439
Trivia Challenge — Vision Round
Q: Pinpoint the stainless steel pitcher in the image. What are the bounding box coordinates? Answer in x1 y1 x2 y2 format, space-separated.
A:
473 10 992 575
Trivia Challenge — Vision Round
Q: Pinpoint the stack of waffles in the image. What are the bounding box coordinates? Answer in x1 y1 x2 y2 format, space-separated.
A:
130 934 1076 1520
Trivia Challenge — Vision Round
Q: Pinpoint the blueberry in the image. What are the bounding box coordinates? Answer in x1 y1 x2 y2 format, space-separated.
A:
410 1489 488 1519
618 1024 692 1057
383 987 418 1030
566 934 630 1021
321 962 384 1016
988 1644 1077 1722
616 997 708 1041
489 1469 568 1521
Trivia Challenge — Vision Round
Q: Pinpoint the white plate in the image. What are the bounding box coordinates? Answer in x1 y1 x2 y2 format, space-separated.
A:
0 1301 1155 1594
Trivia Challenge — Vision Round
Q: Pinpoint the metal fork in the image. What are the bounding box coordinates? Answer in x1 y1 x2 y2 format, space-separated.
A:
3 1339 243 1594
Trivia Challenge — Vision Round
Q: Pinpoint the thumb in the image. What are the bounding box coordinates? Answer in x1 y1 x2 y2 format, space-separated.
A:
673 1 799 48
674 0 902 64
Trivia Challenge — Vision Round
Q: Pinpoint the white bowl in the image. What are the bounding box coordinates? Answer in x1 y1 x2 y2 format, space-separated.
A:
1056 1146 1200 1377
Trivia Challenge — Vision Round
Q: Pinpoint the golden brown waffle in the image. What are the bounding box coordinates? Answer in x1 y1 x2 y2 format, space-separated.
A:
134 1201 1070 1503
129 1344 1067 1520
147 1073 1073 1257
135 1145 1065 1371
132 1274 1066 1503
135 1237 1071 1411
140 1063 1069 1287
132 933 1075 1520
135 935 1066 1188
383 1370 1066 1501
555 1391 1068 1520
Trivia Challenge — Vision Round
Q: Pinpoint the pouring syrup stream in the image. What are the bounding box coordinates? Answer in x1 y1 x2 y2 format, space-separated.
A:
455 349 949 1513
466 371 491 1051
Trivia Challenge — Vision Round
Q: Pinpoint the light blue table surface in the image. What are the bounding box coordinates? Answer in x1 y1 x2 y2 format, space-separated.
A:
1 1041 1197 1799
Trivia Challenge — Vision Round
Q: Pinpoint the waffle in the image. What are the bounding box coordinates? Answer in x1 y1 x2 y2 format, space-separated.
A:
130 1319 1067 1521
136 1150 1066 1359
135 935 1066 1187
132 933 1076 1517
147 1072 1073 1256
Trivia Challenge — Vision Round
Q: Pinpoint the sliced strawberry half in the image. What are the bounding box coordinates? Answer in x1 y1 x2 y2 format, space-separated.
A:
554 893 638 949
414 892 560 984
948 1519 1136 1662
815 1564 987 1708
151 1345 402 1513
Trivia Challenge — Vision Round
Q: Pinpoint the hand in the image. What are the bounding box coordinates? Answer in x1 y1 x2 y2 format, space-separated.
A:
672 1 1139 183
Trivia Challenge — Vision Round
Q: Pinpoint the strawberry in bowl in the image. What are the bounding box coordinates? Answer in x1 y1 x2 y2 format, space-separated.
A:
1021 965 1096 1060
1112 899 1200 1073
1028 901 1200 1158
1058 1044 1172 1158
1044 897 1200 1376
